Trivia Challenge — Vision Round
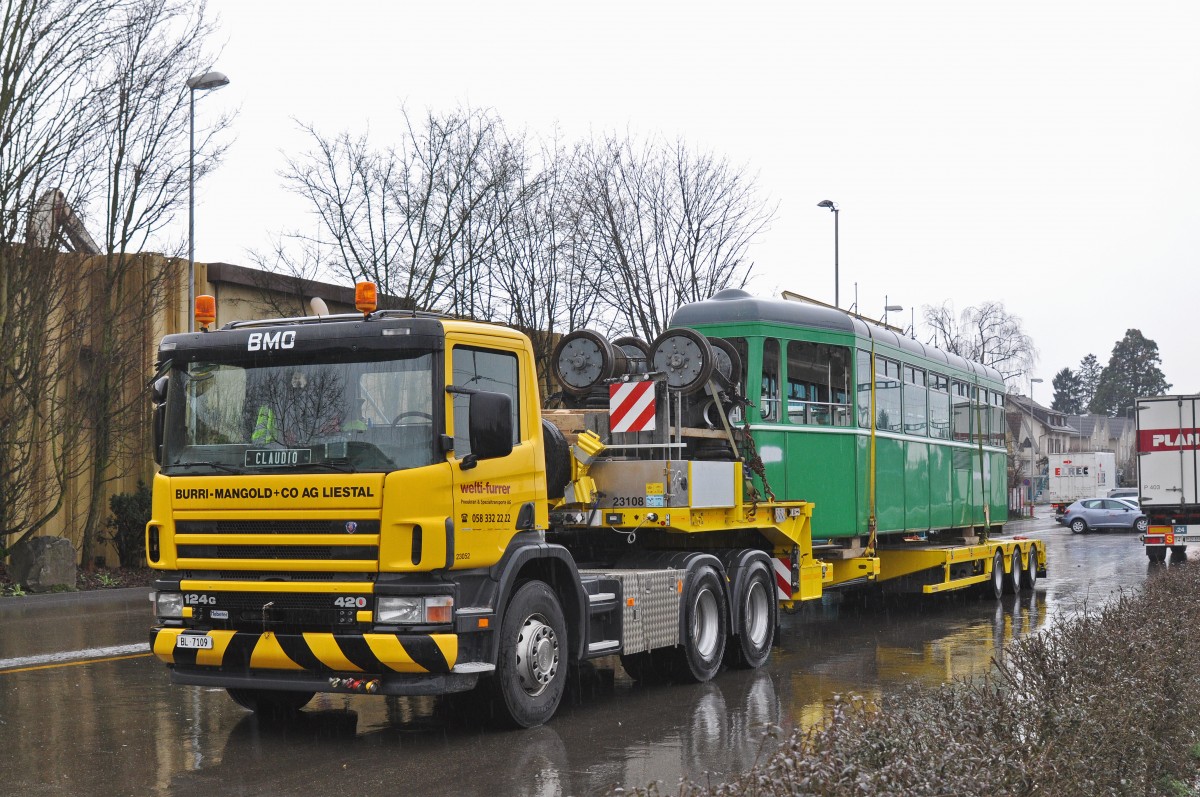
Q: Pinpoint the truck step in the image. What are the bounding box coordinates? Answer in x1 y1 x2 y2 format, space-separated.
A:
588 640 620 654
588 592 616 603
452 662 496 674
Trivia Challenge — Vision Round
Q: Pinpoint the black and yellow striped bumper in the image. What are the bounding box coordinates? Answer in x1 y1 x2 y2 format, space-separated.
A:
150 627 457 674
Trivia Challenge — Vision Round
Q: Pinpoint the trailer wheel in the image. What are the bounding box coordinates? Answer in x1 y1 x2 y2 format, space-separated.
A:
1021 546 1038 589
1005 549 1022 594
670 566 727 682
727 562 776 670
491 580 567 729
226 688 313 716
1147 547 1167 563
1069 518 1087 534
1171 546 1188 560
986 550 1004 600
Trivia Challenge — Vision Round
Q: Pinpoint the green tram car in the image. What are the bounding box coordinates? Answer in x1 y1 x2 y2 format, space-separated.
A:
671 289 1008 549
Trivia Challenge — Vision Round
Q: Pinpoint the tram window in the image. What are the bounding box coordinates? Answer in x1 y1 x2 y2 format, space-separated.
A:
761 338 780 421
856 350 872 427
902 366 927 436
928 373 951 439
991 389 1006 446
721 336 750 423
876 358 902 432
976 389 990 443
785 341 851 426
952 380 972 441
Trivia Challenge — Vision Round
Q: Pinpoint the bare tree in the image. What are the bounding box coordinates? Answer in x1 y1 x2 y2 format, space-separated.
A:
278 107 525 317
1 0 115 553
74 0 228 567
490 134 600 390
922 300 1037 389
566 133 775 342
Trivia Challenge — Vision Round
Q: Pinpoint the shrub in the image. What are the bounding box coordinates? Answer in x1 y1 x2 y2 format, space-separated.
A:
624 565 1200 797
104 480 152 568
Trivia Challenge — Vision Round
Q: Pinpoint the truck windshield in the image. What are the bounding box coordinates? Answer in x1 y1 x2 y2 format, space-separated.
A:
161 351 437 475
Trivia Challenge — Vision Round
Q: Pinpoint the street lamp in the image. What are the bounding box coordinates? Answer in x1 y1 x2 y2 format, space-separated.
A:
1029 377 1044 515
883 295 903 327
187 70 230 331
817 200 839 308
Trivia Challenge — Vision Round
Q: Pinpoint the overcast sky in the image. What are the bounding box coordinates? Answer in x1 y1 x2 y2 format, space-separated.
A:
187 0 1199 398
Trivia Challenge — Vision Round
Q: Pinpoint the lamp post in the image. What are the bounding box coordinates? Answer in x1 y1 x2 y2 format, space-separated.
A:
883 295 903 327
1029 377 1044 515
817 199 839 308
186 70 230 331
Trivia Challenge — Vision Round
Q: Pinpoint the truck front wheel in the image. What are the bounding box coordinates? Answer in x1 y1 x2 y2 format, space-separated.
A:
491 580 567 729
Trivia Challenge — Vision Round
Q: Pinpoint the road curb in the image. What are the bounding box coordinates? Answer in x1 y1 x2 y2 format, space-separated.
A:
0 585 153 607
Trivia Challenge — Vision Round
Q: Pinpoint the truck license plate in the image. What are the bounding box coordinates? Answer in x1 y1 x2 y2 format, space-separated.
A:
175 635 213 650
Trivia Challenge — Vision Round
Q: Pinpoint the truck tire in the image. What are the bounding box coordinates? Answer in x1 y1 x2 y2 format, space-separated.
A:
491 580 567 729
669 565 727 682
726 562 776 669
1147 547 1167 563
985 550 1004 600
1005 549 1022 594
226 688 313 716
1021 546 1038 589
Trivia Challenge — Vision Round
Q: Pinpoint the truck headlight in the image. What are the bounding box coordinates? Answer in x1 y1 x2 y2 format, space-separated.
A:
155 592 184 619
376 595 453 624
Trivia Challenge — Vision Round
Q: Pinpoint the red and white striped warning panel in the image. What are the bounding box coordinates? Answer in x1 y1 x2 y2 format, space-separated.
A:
774 556 793 601
609 381 656 433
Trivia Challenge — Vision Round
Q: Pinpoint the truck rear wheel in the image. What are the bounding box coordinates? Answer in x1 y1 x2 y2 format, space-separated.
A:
491 580 567 729
226 688 313 716
669 566 727 682
726 562 775 669
1147 547 1167 563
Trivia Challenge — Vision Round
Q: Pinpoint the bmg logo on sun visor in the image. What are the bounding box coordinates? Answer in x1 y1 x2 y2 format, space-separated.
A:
247 331 296 351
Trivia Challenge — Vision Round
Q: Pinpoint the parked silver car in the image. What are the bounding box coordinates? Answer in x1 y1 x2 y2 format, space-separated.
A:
1057 497 1149 534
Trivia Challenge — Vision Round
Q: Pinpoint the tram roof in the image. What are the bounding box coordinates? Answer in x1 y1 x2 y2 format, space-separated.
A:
670 289 1004 385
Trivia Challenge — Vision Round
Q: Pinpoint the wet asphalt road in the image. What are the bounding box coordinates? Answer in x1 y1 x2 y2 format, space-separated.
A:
0 515 1178 797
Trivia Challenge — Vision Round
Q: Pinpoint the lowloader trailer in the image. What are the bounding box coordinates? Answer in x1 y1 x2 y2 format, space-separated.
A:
147 285 1045 727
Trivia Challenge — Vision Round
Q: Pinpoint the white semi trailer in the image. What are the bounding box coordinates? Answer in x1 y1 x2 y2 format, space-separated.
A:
1136 395 1200 562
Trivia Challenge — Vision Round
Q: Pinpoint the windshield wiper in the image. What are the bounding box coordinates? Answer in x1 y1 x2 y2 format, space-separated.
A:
264 461 357 473
169 461 243 474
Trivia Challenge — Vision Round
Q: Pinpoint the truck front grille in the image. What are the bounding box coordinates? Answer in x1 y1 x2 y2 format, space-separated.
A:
176 520 381 536
191 592 368 632
176 544 376 560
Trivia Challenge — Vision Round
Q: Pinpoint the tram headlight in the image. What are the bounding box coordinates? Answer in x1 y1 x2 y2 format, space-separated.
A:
155 592 185 619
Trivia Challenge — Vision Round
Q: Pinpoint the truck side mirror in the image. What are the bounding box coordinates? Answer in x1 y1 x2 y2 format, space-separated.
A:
152 375 168 465
468 390 513 463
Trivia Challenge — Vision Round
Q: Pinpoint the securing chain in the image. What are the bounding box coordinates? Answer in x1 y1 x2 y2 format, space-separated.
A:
737 423 776 505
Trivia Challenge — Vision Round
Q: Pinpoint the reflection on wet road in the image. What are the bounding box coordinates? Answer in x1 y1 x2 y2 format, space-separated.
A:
0 522 1177 796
